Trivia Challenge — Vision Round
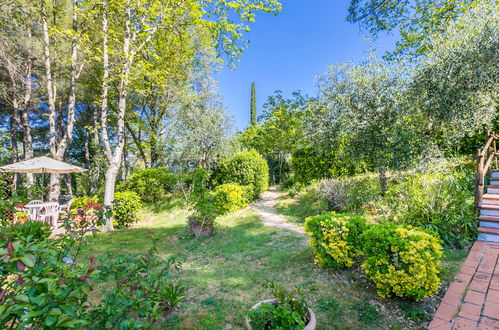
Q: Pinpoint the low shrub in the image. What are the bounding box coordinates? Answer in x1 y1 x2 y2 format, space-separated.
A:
212 183 248 215
0 221 186 328
304 213 368 268
246 281 310 329
69 198 103 230
113 191 142 228
119 167 175 202
383 162 475 248
213 150 269 201
317 178 347 211
12 221 52 242
361 223 443 300
72 195 101 210
290 146 363 185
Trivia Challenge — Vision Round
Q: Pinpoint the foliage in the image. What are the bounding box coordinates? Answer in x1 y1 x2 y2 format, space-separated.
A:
240 91 308 184
291 146 361 185
346 0 479 58
361 223 443 300
119 167 175 203
87 243 187 328
304 213 368 268
168 78 234 169
71 195 101 210
213 150 269 201
382 162 476 248
69 198 104 230
247 281 309 330
317 56 423 192
0 219 186 328
409 0 499 142
0 221 51 244
112 191 143 228
212 183 249 215
250 81 257 126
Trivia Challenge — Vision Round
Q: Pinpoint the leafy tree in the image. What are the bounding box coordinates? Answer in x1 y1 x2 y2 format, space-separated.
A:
169 78 233 168
347 0 480 58
317 56 421 193
409 0 499 143
240 91 308 184
250 81 257 126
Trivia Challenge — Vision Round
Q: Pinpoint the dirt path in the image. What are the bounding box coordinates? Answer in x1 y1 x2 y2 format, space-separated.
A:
252 188 306 235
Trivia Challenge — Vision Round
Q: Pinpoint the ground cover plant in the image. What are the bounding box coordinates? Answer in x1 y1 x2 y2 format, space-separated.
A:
0 217 186 329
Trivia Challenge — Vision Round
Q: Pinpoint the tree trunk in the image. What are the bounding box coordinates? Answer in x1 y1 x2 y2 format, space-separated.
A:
44 0 79 201
379 167 388 196
103 163 118 231
22 56 34 187
9 108 19 190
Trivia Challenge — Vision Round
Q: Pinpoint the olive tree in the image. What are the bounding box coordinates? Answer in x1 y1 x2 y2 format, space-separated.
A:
410 0 499 141
317 56 421 193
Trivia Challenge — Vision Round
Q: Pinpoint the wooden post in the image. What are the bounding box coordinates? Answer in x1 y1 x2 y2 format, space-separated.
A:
475 148 485 215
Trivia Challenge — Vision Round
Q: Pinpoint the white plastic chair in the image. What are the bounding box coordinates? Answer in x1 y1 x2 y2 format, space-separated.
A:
58 199 74 223
25 200 45 221
38 203 60 230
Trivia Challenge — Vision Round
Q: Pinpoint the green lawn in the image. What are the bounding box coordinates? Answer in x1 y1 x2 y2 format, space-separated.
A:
82 202 467 329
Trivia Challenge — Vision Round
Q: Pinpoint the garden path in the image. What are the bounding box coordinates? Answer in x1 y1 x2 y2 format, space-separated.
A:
429 241 499 329
252 188 306 236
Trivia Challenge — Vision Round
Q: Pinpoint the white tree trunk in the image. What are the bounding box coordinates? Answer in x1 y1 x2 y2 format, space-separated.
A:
43 0 79 201
102 163 118 231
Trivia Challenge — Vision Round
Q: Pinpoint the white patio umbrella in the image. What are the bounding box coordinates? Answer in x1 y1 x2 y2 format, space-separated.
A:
0 156 87 174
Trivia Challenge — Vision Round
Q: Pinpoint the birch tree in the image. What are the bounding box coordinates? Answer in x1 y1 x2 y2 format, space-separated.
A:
40 0 89 200
97 0 281 230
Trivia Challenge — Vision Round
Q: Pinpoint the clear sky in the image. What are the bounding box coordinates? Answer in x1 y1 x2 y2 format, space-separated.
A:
215 1 399 130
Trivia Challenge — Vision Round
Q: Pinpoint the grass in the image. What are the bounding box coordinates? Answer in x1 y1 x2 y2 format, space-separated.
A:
82 198 468 329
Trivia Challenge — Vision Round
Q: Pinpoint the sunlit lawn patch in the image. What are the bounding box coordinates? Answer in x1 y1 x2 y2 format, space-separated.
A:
83 204 466 329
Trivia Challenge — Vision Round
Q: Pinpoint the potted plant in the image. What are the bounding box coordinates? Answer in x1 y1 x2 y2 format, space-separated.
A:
187 213 215 237
187 189 218 237
246 282 316 330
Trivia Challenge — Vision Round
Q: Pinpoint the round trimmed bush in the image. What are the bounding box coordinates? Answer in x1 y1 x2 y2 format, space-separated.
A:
361 223 443 300
212 183 248 215
119 167 175 202
213 150 269 201
113 191 143 228
304 213 368 268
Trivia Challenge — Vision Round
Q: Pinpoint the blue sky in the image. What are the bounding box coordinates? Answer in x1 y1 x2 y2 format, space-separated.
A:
215 1 399 130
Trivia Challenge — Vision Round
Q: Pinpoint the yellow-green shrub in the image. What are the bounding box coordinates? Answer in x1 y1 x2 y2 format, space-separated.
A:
361 223 443 300
304 213 368 268
212 183 248 215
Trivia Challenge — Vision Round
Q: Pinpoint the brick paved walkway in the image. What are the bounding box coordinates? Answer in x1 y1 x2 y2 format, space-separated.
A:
429 241 499 329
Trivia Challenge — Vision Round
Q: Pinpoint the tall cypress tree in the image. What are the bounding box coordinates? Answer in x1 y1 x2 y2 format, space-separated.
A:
250 81 256 126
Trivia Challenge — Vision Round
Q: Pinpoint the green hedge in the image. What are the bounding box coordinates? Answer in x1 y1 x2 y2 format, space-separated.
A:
361 223 443 300
213 150 269 201
113 191 143 228
119 167 175 202
304 213 368 268
212 183 249 215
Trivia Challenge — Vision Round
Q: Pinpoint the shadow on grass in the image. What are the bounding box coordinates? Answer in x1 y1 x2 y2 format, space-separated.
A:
82 208 462 329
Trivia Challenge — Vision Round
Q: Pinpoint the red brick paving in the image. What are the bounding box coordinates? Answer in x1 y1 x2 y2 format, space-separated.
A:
429 241 499 330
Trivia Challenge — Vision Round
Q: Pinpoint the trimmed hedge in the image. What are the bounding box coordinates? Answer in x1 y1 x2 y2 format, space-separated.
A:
361 223 443 300
113 191 143 228
304 213 368 268
212 183 248 215
119 167 175 202
213 150 269 201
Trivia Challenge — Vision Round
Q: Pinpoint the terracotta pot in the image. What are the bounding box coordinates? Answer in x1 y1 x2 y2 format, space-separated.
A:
245 299 316 330
189 221 214 237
